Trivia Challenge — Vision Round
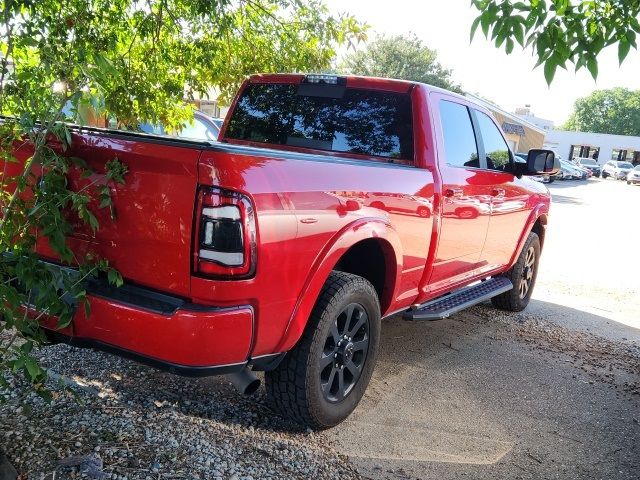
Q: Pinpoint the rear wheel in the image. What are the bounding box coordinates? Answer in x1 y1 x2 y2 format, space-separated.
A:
491 232 540 312
265 271 381 429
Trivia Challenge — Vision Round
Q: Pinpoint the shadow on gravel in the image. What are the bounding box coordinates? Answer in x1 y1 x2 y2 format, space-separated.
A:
324 306 640 480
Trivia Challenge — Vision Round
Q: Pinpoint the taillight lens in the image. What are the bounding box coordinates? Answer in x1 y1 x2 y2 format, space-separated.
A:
193 186 256 279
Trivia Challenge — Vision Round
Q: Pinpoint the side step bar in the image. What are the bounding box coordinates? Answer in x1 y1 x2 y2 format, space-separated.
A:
403 277 513 321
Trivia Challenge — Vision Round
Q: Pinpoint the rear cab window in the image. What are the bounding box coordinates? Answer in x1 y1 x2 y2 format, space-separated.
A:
224 80 414 165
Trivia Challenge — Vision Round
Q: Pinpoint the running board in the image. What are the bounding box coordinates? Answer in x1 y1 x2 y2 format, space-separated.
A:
403 277 513 321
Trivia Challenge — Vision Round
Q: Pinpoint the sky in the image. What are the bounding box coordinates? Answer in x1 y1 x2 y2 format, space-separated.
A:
324 0 640 126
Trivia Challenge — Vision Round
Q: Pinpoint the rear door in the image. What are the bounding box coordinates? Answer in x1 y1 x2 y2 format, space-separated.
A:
428 96 492 291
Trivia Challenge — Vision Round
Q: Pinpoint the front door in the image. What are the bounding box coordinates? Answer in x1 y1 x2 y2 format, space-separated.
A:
471 109 531 270
428 97 492 292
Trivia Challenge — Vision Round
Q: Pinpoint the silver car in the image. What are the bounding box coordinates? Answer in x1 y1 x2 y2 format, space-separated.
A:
627 165 640 185
602 160 634 180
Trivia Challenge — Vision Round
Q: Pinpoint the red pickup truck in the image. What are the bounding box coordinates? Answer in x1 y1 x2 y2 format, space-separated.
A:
9 73 558 428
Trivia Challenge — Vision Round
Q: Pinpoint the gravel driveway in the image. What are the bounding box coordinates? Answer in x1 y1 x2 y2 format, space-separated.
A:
1 177 639 479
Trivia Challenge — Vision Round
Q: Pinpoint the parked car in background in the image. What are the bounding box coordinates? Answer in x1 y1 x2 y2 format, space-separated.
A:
627 165 640 185
560 160 585 180
576 164 593 178
139 111 221 141
574 157 601 177
602 161 634 180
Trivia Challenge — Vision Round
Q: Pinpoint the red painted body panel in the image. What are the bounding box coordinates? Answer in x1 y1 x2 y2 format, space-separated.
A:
34 133 201 297
194 146 434 356
65 296 252 366
6 74 551 370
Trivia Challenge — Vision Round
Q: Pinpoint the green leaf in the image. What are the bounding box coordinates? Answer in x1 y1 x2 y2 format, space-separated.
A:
56 311 73 329
99 196 111 209
470 16 481 42
25 356 41 381
513 22 525 46
618 39 631 65
586 57 598 79
544 58 558 85
107 269 123 287
86 210 99 232
506 37 514 54
83 298 92 318
481 13 491 37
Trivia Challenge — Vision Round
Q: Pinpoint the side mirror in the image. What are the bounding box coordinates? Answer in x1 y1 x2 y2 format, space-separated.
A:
523 149 559 176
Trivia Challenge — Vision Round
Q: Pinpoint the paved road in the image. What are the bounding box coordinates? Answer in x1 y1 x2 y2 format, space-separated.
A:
323 177 640 480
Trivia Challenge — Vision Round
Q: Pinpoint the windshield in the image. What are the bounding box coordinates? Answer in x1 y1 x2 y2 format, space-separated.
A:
225 82 414 162
618 162 633 169
579 159 597 165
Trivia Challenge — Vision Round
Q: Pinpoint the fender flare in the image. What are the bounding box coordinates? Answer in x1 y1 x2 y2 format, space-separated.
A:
274 217 403 353
507 204 548 270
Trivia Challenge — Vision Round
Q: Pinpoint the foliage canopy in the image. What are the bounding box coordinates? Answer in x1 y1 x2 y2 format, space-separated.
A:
470 0 640 84
563 88 640 136
339 34 463 93
0 0 365 394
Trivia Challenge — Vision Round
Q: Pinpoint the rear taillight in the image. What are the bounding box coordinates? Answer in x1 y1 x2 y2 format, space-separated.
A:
193 186 256 279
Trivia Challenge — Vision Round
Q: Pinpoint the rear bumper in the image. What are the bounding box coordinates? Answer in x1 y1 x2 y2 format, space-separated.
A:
41 281 255 375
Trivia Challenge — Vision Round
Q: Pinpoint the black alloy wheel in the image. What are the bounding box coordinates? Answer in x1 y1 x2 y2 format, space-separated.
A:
518 246 536 300
319 303 370 403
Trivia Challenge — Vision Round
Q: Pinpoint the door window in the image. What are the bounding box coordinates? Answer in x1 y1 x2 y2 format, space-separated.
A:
439 100 479 168
475 111 511 172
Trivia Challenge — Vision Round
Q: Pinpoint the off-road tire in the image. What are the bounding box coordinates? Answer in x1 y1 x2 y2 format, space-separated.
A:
265 271 381 429
491 232 540 312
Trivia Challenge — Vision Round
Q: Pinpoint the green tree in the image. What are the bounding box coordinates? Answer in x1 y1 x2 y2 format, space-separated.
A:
339 34 463 92
0 0 365 395
563 88 640 136
470 0 640 83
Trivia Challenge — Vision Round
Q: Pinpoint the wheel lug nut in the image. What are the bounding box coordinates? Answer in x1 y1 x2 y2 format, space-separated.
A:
334 353 338 358
335 363 339 368
340 365 344 370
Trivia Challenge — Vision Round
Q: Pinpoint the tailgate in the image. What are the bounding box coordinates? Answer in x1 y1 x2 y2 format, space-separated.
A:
35 133 202 297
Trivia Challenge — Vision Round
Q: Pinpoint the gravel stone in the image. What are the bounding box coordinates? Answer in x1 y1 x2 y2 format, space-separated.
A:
0 332 362 479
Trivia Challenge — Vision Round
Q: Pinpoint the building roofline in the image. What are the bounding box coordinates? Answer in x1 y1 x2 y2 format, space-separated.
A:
464 93 546 135
548 128 640 142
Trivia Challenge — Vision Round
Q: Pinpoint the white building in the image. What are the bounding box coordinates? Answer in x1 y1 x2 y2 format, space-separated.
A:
543 130 640 165
514 107 555 131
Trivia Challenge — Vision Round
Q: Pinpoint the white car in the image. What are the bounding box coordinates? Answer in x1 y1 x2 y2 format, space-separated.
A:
602 160 634 180
627 165 640 185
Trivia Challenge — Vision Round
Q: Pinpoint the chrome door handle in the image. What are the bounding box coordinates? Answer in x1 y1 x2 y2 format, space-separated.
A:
492 188 505 198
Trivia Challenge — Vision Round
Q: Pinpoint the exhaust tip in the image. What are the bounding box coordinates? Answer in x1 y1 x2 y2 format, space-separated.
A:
243 377 261 395
228 367 261 395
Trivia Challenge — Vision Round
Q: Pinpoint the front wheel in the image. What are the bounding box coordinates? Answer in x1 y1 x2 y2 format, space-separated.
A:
265 271 381 429
491 232 540 312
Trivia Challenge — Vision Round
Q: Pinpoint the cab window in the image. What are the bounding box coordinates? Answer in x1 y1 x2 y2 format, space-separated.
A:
475 111 511 172
439 100 479 168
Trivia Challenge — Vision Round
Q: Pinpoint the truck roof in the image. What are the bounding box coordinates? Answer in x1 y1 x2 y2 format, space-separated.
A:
247 73 418 94
247 73 470 103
